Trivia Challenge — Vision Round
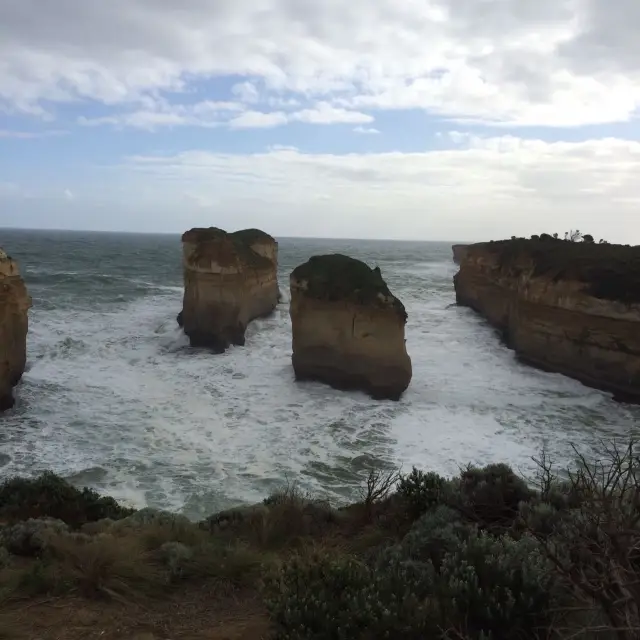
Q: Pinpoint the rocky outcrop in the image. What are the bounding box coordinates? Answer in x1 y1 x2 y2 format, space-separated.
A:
289 254 412 400
454 237 640 402
0 250 31 410
179 228 279 351
452 244 469 264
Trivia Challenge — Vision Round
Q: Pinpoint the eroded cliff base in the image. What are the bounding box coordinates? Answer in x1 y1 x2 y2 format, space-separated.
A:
454 237 640 402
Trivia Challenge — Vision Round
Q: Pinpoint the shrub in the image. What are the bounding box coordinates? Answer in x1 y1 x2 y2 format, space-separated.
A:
397 467 450 519
434 530 555 638
457 463 534 532
0 518 69 556
264 505 555 639
0 472 134 527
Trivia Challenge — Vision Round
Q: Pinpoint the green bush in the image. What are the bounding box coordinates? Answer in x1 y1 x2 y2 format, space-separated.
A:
435 530 554 638
457 463 534 532
0 472 134 528
264 504 555 639
397 468 450 519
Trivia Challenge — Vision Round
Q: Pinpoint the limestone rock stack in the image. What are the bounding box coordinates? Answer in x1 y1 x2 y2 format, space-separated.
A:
179 228 279 352
289 254 412 400
0 249 31 410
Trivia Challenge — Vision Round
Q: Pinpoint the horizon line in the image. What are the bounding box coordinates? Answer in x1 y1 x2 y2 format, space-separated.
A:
0 226 473 245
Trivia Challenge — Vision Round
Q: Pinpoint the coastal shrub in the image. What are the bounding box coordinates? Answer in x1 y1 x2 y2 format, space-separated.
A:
265 503 554 640
397 467 450 519
0 518 69 556
457 463 534 532
0 472 134 527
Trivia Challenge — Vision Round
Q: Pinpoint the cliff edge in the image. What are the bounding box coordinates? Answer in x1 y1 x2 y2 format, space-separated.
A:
454 237 640 401
290 254 412 400
452 244 469 264
0 250 31 409
180 227 279 352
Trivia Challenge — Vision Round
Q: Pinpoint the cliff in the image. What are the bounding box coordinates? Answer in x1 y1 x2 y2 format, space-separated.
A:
0 250 31 410
180 227 279 351
454 237 640 402
452 244 469 264
289 254 412 400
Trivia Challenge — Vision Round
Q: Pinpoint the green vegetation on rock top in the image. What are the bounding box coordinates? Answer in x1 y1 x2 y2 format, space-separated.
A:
230 228 276 244
291 253 407 318
472 237 640 304
181 226 275 268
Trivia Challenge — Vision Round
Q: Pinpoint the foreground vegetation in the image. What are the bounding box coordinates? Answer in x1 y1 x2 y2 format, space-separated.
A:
1 442 639 639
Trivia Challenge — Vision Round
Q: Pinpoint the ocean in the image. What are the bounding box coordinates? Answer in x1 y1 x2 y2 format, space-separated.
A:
0 228 638 520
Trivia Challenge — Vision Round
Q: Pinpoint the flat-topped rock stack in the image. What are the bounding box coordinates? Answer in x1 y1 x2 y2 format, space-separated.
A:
179 227 279 352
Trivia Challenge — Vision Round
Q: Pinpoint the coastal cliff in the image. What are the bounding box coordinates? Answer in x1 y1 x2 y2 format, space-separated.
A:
452 244 468 264
454 238 640 402
290 254 412 400
180 227 279 352
0 250 31 409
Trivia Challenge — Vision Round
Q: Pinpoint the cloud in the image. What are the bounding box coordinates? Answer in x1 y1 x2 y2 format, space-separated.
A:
353 126 380 135
0 129 68 139
6 136 630 240
2 1 640 126
79 101 374 130
78 100 244 130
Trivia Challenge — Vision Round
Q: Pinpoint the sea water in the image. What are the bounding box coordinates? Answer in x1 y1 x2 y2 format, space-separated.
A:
0 229 638 519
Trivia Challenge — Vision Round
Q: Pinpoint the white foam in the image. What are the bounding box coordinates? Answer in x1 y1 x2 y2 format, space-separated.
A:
2 256 638 519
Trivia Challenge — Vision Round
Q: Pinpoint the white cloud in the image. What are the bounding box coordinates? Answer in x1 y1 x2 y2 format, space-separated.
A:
289 102 373 125
0 129 67 138
353 126 380 135
5 136 629 240
79 101 374 130
78 100 244 130
227 110 289 129
63 188 74 200
2 1 640 126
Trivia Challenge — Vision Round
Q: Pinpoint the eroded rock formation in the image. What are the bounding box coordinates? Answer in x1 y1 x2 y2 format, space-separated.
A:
0 250 31 410
452 244 469 264
179 228 279 352
454 237 640 402
290 254 412 400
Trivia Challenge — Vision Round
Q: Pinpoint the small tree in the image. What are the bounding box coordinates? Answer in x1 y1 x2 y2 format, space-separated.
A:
582 234 595 243
564 229 583 242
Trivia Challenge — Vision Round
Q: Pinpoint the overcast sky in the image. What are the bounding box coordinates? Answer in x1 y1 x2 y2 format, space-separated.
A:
0 0 638 242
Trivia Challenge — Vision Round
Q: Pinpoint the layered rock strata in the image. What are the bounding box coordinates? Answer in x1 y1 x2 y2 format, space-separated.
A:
179 228 279 351
452 244 469 264
454 238 640 402
0 250 31 410
290 254 412 400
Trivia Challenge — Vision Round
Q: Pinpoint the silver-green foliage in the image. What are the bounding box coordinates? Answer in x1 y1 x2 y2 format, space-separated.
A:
264 506 555 639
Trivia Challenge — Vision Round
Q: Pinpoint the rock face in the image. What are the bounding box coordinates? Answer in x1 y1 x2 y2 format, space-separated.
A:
452 244 469 264
179 228 279 351
289 254 412 400
454 237 640 402
0 250 31 410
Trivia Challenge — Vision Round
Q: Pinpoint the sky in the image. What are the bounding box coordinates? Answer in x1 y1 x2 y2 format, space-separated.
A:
0 0 639 243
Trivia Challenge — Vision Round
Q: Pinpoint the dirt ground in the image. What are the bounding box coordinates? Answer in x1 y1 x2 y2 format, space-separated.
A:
0 586 271 640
